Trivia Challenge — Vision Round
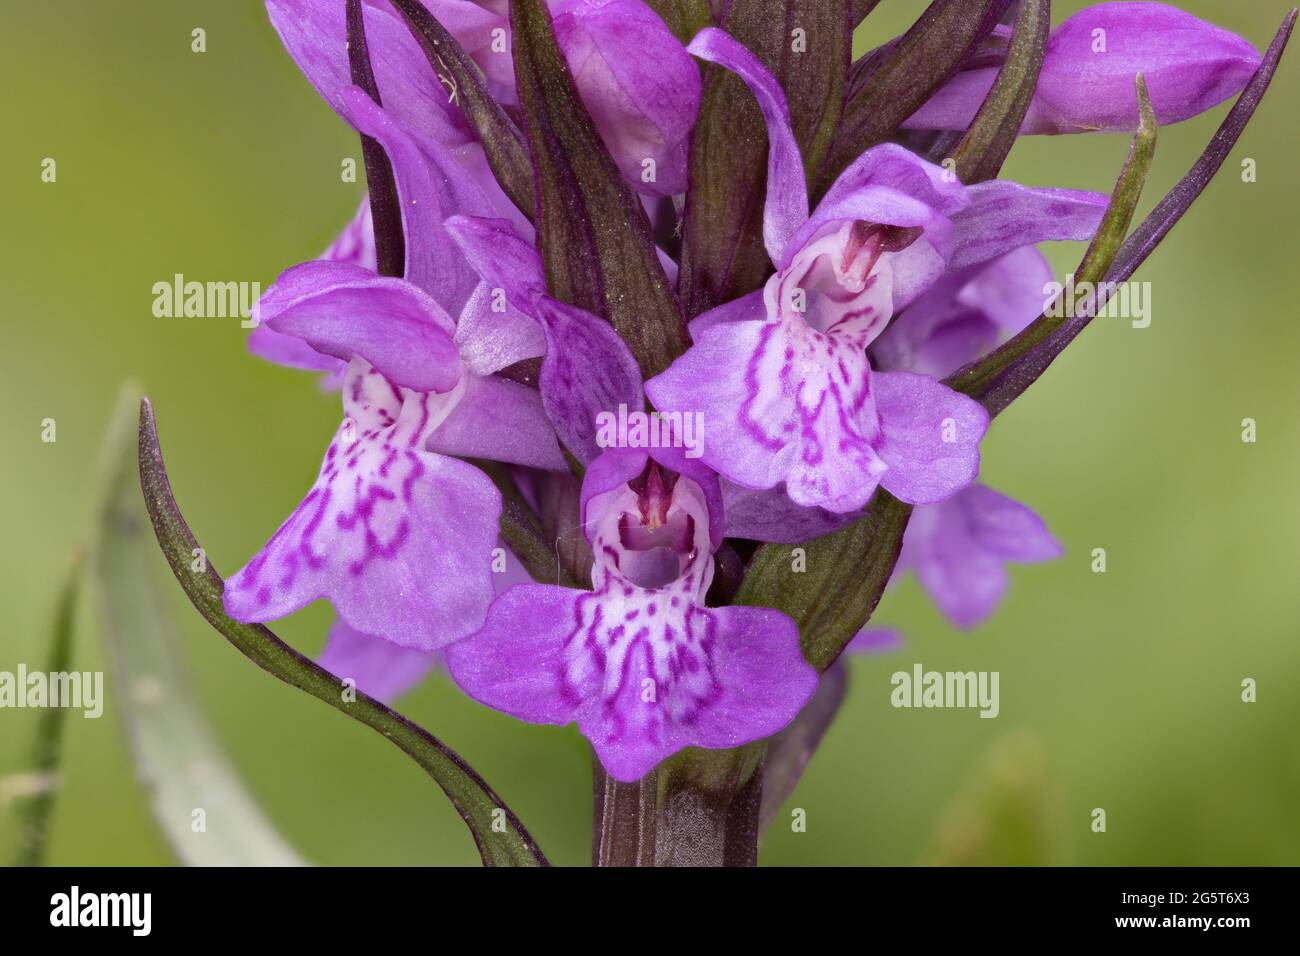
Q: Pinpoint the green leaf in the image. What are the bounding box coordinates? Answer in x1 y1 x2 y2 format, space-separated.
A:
388 0 535 221
679 0 849 317
819 0 1012 195
735 489 912 673
945 74 1157 415
8 554 80 867
949 0 1050 184
510 0 688 379
137 397 549 867
91 385 307 866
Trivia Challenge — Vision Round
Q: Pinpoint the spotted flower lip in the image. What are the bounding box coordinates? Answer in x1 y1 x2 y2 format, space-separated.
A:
446 444 818 783
905 2 1263 135
646 28 1109 514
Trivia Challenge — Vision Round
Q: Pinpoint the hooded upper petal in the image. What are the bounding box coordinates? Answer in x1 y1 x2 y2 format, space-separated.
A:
904 2 1261 135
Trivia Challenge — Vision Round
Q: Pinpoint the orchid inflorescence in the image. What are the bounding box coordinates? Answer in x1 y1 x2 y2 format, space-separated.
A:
139 0 1293 866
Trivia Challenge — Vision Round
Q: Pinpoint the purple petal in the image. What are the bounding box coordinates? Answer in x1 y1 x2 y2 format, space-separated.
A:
445 584 816 783
317 618 441 703
453 282 548 376
647 317 888 513
687 289 766 339
948 181 1107 272
553 0 701 197
223 364 501 651
905 1 1261 134
426 373 567 471
903 484 1060 628
957 484 1063 563
873 371 987 505
258 261 461 394
533 296 645 465
686 27 808 263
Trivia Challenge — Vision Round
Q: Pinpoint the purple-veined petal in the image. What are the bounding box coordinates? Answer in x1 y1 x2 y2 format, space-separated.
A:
873 371 987 505
647 311 889 513
553 0 702 197
533 296 645 465
905 1 1261 134
258 260 461 394
317 618 441 703
426 373 567 470
686 27 808 262
948 180 1107 272
223 361 501 651
445 582 816 783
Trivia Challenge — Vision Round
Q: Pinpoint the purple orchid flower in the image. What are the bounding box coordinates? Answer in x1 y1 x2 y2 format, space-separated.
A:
126 0 1287 868
645 28 1110 514
905 2 1262 135
446 444 817 783
222 68 568 652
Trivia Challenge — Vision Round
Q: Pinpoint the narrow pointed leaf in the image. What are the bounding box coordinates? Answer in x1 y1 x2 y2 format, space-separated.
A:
91 386 308 866
948 9 1294 415
138 398 548 867
820 0 1012 195
388 0 534 220
510 0 688 378
758 660 848 833
679 1 850 316
950 0 1050 184
736 490 912 673
946 72 1157 413
9 556 80 867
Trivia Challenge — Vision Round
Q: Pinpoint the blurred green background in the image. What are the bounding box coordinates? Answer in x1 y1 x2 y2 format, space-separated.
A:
2 1 1297 867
